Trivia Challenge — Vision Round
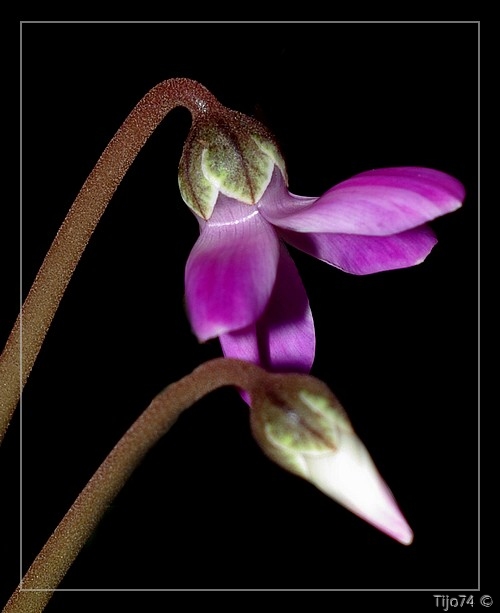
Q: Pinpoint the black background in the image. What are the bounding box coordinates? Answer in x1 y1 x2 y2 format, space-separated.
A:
2 21 481 610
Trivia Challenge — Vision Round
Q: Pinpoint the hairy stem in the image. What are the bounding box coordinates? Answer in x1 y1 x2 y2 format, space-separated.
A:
3 358 267 613
0 78 222 443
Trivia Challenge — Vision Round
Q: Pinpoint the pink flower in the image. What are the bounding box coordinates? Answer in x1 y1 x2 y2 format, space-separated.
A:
184 164 464 372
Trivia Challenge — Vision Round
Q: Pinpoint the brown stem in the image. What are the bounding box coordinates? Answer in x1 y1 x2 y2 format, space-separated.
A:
0 78 223 443
2 357 267 613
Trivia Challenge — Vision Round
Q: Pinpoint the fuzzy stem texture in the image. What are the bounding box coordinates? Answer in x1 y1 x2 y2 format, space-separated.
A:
0 78 223 443
2 358 267 613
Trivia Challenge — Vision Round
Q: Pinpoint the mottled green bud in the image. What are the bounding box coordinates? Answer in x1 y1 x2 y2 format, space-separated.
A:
249 373 414 545
249 374 353 480
178 109 287 219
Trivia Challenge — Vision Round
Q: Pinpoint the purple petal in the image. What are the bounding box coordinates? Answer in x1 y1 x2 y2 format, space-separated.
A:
185 195 280 342
219 243 315 373
280 225 438 275
260 167 464 236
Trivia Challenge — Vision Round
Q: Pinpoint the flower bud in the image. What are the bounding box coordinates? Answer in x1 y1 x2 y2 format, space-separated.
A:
250 374 414 545
178 108 287 220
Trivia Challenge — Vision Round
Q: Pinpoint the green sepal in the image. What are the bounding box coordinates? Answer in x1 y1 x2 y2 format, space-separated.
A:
178 110 287 220
249 375 353 480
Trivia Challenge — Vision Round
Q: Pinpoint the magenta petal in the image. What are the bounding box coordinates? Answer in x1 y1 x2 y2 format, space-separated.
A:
185 198 280 342
261 167 464 236
219 244 315 373
280 225 438 275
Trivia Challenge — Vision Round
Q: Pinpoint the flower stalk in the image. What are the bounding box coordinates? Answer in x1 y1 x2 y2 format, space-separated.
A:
0 78 223 443
2 358 267 613
3 358 414 613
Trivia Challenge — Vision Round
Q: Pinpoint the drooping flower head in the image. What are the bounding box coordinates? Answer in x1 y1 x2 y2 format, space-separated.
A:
178 93 465 373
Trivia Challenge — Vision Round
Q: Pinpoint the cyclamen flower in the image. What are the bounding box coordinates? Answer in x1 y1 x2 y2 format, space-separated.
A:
179 105 465 373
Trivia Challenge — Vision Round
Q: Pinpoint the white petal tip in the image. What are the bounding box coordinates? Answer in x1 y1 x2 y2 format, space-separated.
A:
304 434 416 546
359 491 414 546
384 519 414 546
399 528 414 546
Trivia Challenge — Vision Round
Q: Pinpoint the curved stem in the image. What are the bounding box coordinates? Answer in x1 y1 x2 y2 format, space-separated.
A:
0 78 222 443
2 358 267 613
